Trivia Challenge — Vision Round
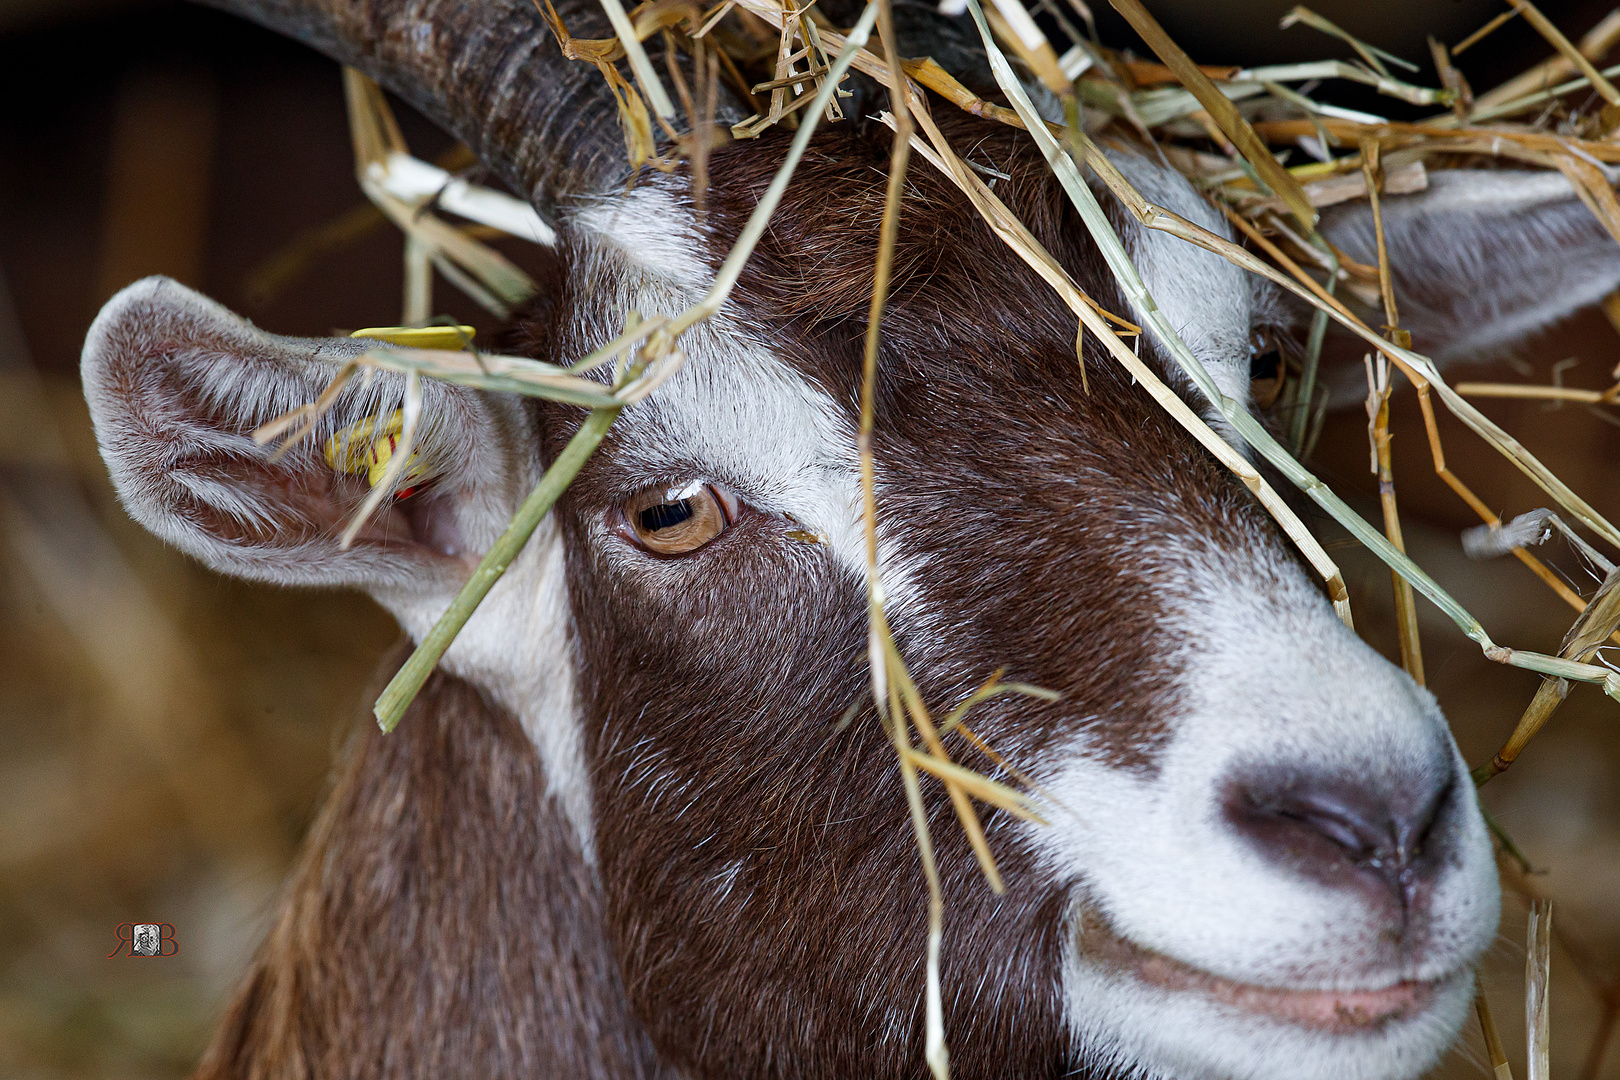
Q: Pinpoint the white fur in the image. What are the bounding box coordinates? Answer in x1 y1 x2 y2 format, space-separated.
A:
1394 169 1575 215
377 520 597 862
1058 957 1474 1080
1024 542 1498 1080
1322 170 1620 371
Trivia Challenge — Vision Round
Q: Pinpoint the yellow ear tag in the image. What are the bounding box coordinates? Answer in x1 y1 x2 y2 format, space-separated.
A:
319 326 469 497
349 325 476 350
322 409 429 495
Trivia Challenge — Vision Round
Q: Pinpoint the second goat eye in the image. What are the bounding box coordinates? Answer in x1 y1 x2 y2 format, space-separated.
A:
623 482 737 556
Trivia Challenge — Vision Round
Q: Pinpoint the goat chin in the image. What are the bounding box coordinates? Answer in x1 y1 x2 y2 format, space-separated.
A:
1056 859 1491 1080
1061 949 1477 1080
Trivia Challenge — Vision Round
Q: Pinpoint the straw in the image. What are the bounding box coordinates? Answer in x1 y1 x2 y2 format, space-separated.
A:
963 0 1620 701
859 5 946 1069
1103 0 1317 230
597 0 678 118
375 0 886 734
1360 139 1423 683
1279 5 1419 77
1527 902 1553 1080
1506 0 1620 128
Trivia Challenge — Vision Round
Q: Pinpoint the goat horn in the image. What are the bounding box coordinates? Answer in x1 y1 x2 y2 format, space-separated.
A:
199 0 706 219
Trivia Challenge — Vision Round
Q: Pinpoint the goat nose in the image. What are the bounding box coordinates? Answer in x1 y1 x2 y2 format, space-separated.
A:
1223 770 1454 906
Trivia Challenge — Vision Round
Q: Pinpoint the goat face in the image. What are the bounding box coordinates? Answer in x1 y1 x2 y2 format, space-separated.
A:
87 2 1620 1078
505 126 1497 1080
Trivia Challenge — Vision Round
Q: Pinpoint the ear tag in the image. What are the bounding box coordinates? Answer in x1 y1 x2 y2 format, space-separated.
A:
349 324 476 350
322 410 430 499
321 326 473 498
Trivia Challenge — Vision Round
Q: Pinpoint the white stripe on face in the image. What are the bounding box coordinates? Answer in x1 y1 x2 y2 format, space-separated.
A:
571 189 924 614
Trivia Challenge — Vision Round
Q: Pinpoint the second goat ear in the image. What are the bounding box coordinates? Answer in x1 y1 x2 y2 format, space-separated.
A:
1312 169 1620 397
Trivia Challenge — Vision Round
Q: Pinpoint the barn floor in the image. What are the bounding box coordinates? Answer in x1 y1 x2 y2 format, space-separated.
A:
1 2 1617 1078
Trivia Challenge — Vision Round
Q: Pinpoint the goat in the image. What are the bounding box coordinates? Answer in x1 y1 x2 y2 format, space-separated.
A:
80 1 1620 1077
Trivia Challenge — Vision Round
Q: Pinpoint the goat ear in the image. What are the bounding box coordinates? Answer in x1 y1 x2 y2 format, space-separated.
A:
1311 170 1620 388
82 277 538 602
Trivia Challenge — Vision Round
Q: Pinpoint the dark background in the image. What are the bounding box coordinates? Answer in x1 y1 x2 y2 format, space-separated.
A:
0 0 1616 1077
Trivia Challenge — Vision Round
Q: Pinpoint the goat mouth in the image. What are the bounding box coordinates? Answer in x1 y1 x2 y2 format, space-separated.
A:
1076 911 1439 1034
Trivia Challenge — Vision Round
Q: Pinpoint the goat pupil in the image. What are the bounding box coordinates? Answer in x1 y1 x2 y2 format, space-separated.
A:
641 500 694 532
1249 349 1281 381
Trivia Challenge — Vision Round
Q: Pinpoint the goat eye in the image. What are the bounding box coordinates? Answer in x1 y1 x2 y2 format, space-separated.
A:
622 482 736 556
1249 347 1281 381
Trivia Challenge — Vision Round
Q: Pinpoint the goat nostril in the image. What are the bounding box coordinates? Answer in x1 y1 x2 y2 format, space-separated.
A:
1225 771 1453 902
1279 795 1389 859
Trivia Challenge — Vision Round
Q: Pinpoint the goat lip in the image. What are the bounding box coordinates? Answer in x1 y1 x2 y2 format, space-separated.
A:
1079 917 1439 1033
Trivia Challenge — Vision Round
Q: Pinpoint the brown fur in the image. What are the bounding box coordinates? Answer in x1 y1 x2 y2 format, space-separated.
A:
499 118 1287 1078
195 653 671 1080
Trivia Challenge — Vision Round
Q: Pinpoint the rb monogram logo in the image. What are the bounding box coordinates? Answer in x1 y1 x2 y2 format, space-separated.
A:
108 922 178 957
